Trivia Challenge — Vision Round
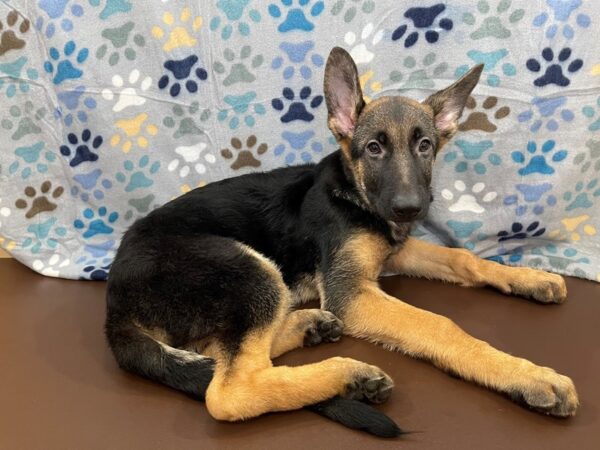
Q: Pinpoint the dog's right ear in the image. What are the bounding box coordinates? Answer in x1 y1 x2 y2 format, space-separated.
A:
324 47 365 142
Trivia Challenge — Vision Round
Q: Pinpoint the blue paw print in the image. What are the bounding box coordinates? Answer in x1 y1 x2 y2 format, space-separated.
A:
210 0 261 40
530 245 590 276
71 168 113 201
517 96 574 132
455 49 515 87
511 140 567 176
272 87 323 123
392 4 453 48
9 142 56 180
23 217 67 254
563 179 600 211
533 0 591 39
526 47 583 87
582 96 600 132
89 0 132 20
443 139 501 174
446 220 485 251
44 40 89 85
0 57 40 98
217 91 266 129
268 0 325 33
498 221 545 242
115 155 160 193
504 183 557 216
271 40 324 80
74 206 118 239
56 85 97 126
159 56 208 97
60 129 103 167
274 130 325 165
81 263 111 280
488 245 525 264
35 1 84 38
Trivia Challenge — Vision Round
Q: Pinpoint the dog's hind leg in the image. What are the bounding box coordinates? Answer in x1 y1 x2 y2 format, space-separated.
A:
270 309 343 358
386 237 567 304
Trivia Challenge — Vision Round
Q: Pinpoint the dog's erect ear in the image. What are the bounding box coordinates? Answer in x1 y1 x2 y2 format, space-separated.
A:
423 64 484 144
324 47 365 141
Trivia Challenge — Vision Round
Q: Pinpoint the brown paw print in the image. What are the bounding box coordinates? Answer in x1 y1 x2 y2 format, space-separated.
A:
0 10 30 56
15 181 64 219
459 96 510 132
221 136 268 170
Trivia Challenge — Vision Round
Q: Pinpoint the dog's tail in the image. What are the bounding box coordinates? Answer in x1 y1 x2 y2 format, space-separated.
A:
308 396 404 438
106 319 403 437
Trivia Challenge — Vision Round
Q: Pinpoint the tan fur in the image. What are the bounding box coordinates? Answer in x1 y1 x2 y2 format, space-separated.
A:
386 238 567 303
270 309 327 358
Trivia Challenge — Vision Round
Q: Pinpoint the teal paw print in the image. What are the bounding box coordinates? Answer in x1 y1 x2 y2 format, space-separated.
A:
455 49 516 87
210 0 261 40
389 53 448 91
214 45 264 87
22 217 67 254
0 57 39 98
462 0 525 40
96 21 145 66
162 102 211 139
530 245 590 277
582 96 600 132
1 101 47 141
9 141 56 180
123 193 158 221
44 40 89 85
115 155 160 192
511 140 567 176
563 179 600 211
74 206 118 239
331 0 375 24
443 139 501 174
88 0 132 20
446 220 485 251
217 91 266 129
573 139 600 174
268 0 325 33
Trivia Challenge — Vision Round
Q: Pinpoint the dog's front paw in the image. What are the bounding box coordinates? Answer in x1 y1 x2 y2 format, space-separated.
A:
303 310 343 346
509 269 567 304
511 365 578 417
344 364 394 404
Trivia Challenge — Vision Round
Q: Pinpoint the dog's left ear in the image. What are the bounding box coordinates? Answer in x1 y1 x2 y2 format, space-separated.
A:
324 47 365 142
423 64 484 146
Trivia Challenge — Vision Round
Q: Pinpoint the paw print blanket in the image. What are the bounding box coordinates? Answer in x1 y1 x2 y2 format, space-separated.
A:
0 0 598 281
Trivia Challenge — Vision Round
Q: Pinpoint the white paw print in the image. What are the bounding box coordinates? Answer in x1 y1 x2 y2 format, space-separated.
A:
32 254 71 277
101 69 152 113
167 142 216 178
0 198 10 227
441 180 497 213
344 23 384 65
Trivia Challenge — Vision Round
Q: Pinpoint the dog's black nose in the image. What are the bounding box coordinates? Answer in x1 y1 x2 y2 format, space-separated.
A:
391 196 422 222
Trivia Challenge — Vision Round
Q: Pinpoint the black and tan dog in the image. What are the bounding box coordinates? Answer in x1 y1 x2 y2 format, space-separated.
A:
106 47 578 437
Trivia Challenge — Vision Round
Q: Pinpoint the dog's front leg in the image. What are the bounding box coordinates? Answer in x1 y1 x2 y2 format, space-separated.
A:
322 233 578 417
385 238 567 304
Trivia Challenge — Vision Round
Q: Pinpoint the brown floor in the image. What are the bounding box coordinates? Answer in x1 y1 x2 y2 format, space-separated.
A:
1 259 599 450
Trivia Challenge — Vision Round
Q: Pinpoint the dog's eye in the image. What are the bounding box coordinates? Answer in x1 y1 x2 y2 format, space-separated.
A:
418 138 432 153
367 141 382 155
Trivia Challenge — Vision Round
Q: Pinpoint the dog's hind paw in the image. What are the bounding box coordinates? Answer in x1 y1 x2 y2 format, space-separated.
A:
344 366 394 404
303 310 343 346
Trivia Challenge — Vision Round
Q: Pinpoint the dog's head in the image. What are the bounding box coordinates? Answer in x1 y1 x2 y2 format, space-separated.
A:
324 46 483 225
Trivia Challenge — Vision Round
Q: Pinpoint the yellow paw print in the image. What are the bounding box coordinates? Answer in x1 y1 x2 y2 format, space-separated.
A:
111 113 159 153
151 8 202 52
359 70 382 104
173 182 207 200
0 237 16 252
591 63 600 76
549 214 597 242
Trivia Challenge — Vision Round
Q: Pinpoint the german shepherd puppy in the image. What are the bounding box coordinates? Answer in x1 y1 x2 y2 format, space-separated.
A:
106 47 578 437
